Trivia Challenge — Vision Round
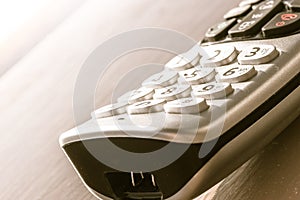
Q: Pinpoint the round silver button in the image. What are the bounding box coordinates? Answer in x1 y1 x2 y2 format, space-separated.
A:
153 84 192 101
118 88 154 103
237 45 279 65
165 46 201 71
127 99 166 114
164 97 209 114
179 67 216 84
218 65 257 83
201 46 238 67
192 82 234 99
92 102 128 118
224 5 251 19
142 70 178 88
239 0 262 7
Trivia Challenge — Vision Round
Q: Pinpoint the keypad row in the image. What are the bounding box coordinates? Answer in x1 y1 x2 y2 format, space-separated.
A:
166 44 278 71
204 0 300 42
92 44 279 118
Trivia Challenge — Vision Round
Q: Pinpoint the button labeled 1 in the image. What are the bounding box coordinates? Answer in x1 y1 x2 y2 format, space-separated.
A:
218 64 257 83
238 45 279 64
164 97 209 114
201 46 237 67
165 46 201 71
142 70 178 89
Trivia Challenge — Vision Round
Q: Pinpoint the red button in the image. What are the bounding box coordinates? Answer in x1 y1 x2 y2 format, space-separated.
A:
281 13 298 21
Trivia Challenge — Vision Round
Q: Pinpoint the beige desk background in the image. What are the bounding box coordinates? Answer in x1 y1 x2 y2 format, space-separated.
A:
0 0 299 199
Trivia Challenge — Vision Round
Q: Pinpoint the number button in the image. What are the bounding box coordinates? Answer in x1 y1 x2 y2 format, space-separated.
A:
118 88 154 103
127 99 166 114
179 67 216 84
92 102 128 118
165 46 201 71
142 70 178 88
201 46 238 67
164 97 209 114
218 64 257 83
153 84 191 101
238 45 279 64
192 82 234 99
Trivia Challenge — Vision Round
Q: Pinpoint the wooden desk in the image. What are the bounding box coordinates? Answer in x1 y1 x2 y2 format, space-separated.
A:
0 0 299 199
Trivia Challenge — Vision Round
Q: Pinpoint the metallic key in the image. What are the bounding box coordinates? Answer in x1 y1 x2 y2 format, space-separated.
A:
224 5 251 19
153 84 192 101
127 99 166 114
92 102 128 118
239 0 263 7
165 46 201 71
201 46 238 67
218 65 257 83
118 88 154 103
179 67 216 84
142 70 178 88
192 82 234 99
237 45 279 65
164 97 209 114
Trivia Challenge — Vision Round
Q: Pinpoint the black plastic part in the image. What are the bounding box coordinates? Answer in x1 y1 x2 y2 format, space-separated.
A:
63 72 300 199
106 172 163 200
262 12 300 37
289 0 300 11
229 0 284 38
205 19 237 42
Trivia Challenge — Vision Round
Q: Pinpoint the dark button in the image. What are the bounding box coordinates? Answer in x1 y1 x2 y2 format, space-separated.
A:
262 12 300 37
224 5 252 19
205 18 237 42
228 0 284 38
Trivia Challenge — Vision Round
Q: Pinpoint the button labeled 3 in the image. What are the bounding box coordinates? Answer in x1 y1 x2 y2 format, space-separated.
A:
238 44 279 64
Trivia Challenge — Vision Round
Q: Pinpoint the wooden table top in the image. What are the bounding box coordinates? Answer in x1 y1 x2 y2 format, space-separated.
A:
1 0 299 199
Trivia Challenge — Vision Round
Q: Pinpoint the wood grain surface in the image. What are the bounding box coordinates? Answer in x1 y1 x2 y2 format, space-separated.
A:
0 0 299 200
